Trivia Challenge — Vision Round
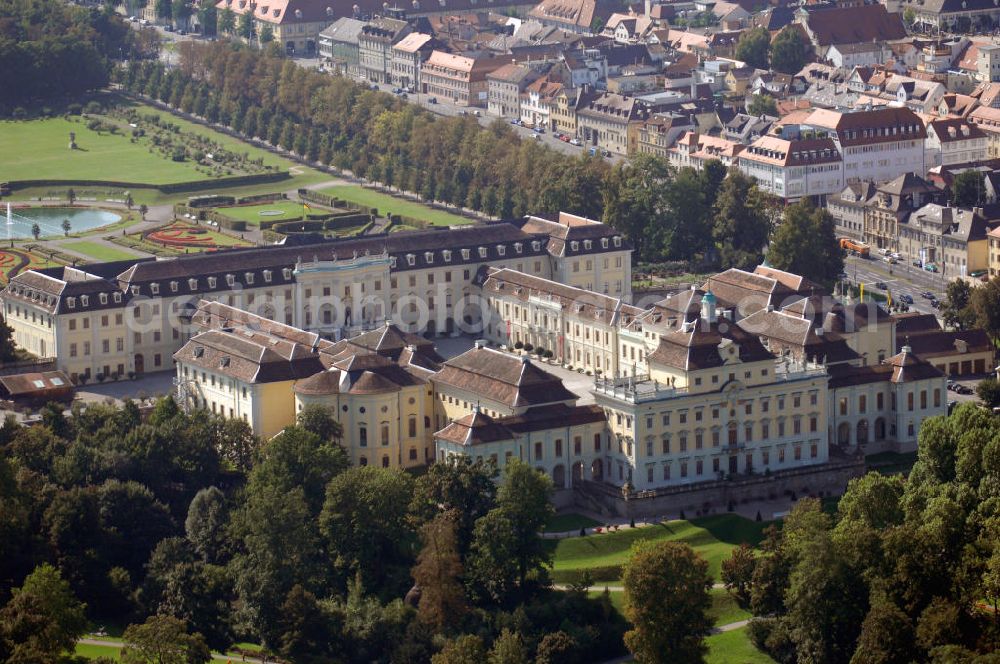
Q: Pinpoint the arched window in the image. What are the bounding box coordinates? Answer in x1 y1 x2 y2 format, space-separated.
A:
382 455 390 468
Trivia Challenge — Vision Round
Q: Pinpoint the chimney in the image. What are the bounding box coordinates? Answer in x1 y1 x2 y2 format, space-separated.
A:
474 339 486 349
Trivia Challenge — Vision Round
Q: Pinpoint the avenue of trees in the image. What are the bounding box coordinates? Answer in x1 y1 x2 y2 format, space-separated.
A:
117 42 841 282
0 399 627 662
720 402 1000 664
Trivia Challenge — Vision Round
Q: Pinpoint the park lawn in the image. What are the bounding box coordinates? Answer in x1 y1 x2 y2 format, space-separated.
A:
585 587 749 629
706 626 776 664
0 116 205 184
64 241 142 262
546 512 602 532
319 185 472 227
216 199 312 223
74 642 122 660
548 514 768 582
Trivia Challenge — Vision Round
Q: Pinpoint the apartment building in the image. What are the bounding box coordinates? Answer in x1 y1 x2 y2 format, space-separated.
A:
667 131 744 171
358 17 411 84
861 172 942 252
737 135 843 202
577 92 650 156
389 32 435 91
215 0 332 55
924 118 988 167
421 51 512 107
1 216 631 383
486 64 539 119
803 107 927 185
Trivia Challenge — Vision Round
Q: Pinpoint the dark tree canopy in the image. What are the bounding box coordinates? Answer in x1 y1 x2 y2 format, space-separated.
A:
766 198 844 289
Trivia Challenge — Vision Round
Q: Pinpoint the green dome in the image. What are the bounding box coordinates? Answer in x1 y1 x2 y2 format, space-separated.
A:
701 290 716 304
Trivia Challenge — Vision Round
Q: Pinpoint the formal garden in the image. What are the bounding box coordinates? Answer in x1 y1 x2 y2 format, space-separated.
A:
108 221 254 256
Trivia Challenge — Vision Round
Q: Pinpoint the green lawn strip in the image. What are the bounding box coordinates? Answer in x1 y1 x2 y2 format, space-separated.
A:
74 642 122 660
63 241 142 262
546 512 602 532
706 626 777 664
318 185 472 227
584 587 749 629
215 200 312 223
865 451 918 476
548 514 767 582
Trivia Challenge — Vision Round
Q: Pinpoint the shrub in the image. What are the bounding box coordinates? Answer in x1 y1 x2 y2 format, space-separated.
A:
84 101 103 114
67 103 83 115
12 107 28 119
171 146 186 162
523 342 534 352
96 373 105 383
514 341 523 350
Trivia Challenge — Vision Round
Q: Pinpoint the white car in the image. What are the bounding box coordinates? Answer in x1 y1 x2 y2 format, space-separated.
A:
569 138 581 146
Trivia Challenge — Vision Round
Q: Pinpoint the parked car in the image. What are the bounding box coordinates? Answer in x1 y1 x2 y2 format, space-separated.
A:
920 291 935 299
900 294 914 304
569 138 581 146
473 110 481 117
947 380 957 391
428 97 437 104
924 263 939 273
875 282 887 290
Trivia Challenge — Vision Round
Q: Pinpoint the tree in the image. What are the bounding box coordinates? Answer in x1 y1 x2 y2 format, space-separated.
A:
849 596 916 664
601 154 672 261
971 275 1000 340
488 629 529 664
412 513 467 632
467 508 521 604
184 486 228 564
155 0 172 20
748 94 778 117
721 542 757 608
0 564 87 664
254 425 348 515
320 466 415 591
940 279 977 331
977 377 1000 407
259 23 273 44
296 404 344 443
30 223 40 241
216 7 235 34
622 541 713 664
138 204 148 220
713 170 774 270
951 170 983 207
535 631 580 664
0 315 17 363
197 4 217 36
121 614 211 664
766 198 843 289
495 460 554 591
277 585 342 663
735 27 770 69
171 0 192 29
410 456 498 556
216 418 257 473
237 11 252 40
432 635 487 664
61 219 71 236
770 27 808 74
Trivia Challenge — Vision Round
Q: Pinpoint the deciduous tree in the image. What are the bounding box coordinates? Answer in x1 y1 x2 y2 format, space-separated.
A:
412 513 467 632
766 198 843 289
0 564 87 664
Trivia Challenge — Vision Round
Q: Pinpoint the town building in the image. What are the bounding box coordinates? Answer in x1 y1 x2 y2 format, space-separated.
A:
924 117 989 167
861 172 943 252
390 32 436 91
576 91 650 156
215 0 334 56
893 312 995 377
737 134 843 202
358 17 411 84
487 64 539 119
421 51 513 106
318 17 366 75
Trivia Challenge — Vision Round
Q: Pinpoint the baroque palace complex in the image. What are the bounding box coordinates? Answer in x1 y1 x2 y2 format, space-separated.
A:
1 212 981 506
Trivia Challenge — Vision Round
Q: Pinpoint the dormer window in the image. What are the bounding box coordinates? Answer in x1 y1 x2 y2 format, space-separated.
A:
613 236 622 247
81 295 89 307
584 239 592 250
263 270 273 283
461 248 470 259
194 346 204 358
443 250 452 261
497 245 506 256
282 268 292 279
425 251 434 264
67 297 76 309
208 277 217 288
226 274 235 287
406 254 416 266
478 247 487 258
390 256 397 268
130 286 139 295
570 241 579 251
113 292 122 303
170 281 178 293
514 242 522 253
601 237 609 248
532 240 541 251
245 272 254 285
150 283 160 295
188 278 198 291
99 293 108 305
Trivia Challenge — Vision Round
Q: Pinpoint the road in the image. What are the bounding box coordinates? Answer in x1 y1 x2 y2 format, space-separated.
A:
843 254 949 315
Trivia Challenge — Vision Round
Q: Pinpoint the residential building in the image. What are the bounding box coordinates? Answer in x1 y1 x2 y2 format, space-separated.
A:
896 204 989 277
795 4 907 57
968 106 1000 157
576 91 650 156
215 0 333 56
421 51 513 107
668 131 745 171
318 17 366 75
358 17 411 84
924 118 989 167
737 134 843 202
528 0 624 34
862 172 942 252
894 312 995 377
487 64 539 119
827 181 876 240
390 32 436 91
637 114 696 158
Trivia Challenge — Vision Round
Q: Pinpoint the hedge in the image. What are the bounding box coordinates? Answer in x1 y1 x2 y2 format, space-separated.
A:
6 171 291 194
236 192 286 205
188 194 236 208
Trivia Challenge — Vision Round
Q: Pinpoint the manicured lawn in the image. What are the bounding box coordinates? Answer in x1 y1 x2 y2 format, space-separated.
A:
866 451 918 476
0 116 206 184
548 514 768 582
546 512 602 532
74 642 122 660
706 626 776 664
318 185 472 227
216 199 311 223
64 241 142 262
585 586 748 629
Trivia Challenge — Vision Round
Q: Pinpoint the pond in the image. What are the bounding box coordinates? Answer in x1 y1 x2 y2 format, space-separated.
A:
4 206 121 239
